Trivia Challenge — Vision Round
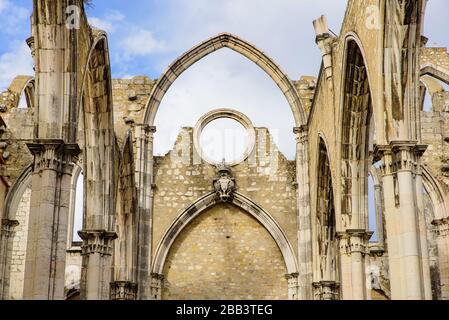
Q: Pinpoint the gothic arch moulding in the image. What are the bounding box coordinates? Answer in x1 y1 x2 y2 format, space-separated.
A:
338 34 374 231
77 31 117 231
152 192 298 276
143 33 307 127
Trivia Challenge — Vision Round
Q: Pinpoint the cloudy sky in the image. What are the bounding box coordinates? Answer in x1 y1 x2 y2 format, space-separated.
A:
0 0 448 160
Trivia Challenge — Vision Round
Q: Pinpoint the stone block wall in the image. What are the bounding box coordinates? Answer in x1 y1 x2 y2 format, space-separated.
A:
153 126 297 299
9 187 31 300
163 204 288 300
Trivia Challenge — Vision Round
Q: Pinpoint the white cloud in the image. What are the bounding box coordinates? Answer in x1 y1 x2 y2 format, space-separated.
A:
0 42 34 92
119 29 166 58
88 9 125 33
0 0 8 13
154 49 296 158
89 17 116 33
105 9 125 22
0 1 30 35
145 0 347 158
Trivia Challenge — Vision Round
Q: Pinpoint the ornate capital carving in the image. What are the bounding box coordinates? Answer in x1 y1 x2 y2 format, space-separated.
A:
27 140 81 173
433 218 449 238
337 230 370 255
78 230 117 256
150 273 165 300
110 281 137 300
213 161 236 202
293 126 308 144
1 219 19 238
375 142 428 175
285 273 299 300
313 281 339 300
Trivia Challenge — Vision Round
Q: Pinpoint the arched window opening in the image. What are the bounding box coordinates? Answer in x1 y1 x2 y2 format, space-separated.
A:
154 48 296 160
72 172 84 244
368 175 378 242
18 90 28 109
422 88 433 112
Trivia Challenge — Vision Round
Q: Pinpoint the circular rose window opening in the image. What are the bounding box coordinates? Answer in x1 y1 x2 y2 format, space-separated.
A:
199 118 249 165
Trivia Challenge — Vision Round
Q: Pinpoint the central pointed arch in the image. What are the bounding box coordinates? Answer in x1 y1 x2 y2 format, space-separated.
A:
143 33 307 126
152 192 298 276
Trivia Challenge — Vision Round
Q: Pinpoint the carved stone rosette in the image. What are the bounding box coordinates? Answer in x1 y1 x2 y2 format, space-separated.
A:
213 161 236 202
110 281 138 300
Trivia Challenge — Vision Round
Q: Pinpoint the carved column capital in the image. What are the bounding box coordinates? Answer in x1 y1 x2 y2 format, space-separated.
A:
110 281 137 300
27 140 81 173
375 142 428 175
313 281 339 300
337 230 371 255
293 126 309 144
432 218 449 238
1 219 19 238
78 230 117 256
150 273 165 300
285 273 300 300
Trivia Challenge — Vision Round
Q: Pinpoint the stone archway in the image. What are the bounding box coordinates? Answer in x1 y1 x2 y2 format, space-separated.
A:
162 203 288 300
151 192 298 300
143 33 307 127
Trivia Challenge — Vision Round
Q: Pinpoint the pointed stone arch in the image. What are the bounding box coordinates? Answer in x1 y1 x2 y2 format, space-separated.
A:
143 33 307 126
339 36 373 231
152 192 298 276
313 136 338 299
78 31 116 231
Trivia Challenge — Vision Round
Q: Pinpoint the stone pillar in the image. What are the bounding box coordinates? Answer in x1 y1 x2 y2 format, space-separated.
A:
23 141 80 300
150 273 164 300
415 164 432 300
337 230 369 300
79 230 117 300
313 281 339 300
373 184 385 248
433 218 449 299
0 219 19 299
110 281 137 300
135 125 156 300
294 126 313 300
286 273 299 300
376 142 431 300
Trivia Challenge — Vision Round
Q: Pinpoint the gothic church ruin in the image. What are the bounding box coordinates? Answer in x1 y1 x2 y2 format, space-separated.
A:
0 0 448 300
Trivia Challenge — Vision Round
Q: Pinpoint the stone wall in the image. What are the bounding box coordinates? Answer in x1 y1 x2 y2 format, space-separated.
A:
152 127 297 255
9 187 31 300
163 203 288 300
421 109 449 189
111 76 155 145
153 126 297 299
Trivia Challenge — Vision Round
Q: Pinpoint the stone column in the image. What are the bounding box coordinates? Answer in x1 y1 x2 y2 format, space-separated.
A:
110 281 137 300
286 273 300 300
79 230 117 300
150 273 164 300
0 219 19 299
415 164 432 300
23 141 79 300
337 230 369 300
135 125 156 300
313 281 339 300
376 142 431 299
294 126 313 300
433 218 449 299
373 184 385 248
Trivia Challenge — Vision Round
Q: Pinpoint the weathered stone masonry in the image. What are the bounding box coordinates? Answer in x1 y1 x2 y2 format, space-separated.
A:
0 0 448 300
